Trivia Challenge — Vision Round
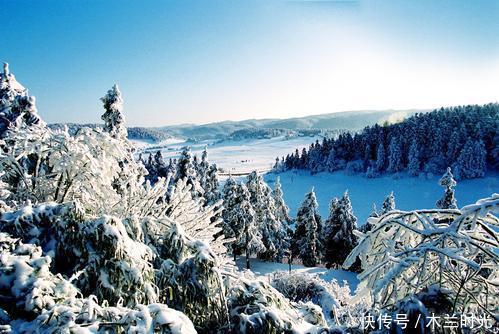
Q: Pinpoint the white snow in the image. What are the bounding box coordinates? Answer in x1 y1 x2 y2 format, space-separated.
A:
139 135 320 175
264 170 498 226
234 257 359 291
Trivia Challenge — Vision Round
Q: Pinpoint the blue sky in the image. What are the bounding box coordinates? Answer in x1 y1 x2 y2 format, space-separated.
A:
1 0 498 126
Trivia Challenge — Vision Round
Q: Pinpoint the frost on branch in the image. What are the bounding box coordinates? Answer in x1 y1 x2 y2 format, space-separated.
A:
0 232 79 317
16 296 196 333
227 272 329 333
345 194 499 317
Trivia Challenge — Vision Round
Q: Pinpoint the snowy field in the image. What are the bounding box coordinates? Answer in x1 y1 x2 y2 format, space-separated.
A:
235 257 359 291
265 170 498 225
135 136 497 226
139 135 320 175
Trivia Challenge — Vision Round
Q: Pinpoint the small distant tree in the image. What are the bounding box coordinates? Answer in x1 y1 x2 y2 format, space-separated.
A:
436 167 458 209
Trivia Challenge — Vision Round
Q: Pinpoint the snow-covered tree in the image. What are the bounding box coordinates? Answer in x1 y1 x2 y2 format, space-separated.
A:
454 139 487 179
380 191 396 216
271 176 292 225
0 64 347 333
100 84 126 139
436 167 458 209
203 164 221 207
387 137 403 173
246 171 289 262
236 183 264 269
164 177 229 259
0 63 44 139
375 143 386 172
176 146 203 198
221 176 241 260
407 139 420 176
323 191 359 270
291 188 321 267
345 194 499 317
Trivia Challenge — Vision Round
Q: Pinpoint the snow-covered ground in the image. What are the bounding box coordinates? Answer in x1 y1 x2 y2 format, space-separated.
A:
265 170 498 225
235 257 359 291
135 136 497 225
139 135 319 175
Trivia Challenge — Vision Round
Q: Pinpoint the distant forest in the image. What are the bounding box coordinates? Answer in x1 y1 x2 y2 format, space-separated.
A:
49 123 171 142
276 103 498 179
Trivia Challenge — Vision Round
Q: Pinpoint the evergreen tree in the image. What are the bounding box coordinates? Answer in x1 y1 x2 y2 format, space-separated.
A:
380 191 396 216
176 146 203 198
235 183 264 269
246 171 289 261
454 139 487 179
323 191 359 269
101 84 126 139
0 63 44 138
387 137 403 173
204 164 221 206
407 139 420 176
291 188 321 267
271 177 292 224
375 143 386 172
436 167 458 209
221 176 240 260
198 146 210 189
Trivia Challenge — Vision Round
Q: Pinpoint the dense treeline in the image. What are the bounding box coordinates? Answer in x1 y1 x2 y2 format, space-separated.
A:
49 123 171 142
276 104 498 179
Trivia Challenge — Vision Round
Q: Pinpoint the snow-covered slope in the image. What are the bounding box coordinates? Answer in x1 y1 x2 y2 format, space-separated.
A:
264 170 498 225
141 135 320 175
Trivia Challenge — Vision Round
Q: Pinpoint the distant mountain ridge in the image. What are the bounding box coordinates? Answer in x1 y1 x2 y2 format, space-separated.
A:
157 109 428 141
49 109 429 142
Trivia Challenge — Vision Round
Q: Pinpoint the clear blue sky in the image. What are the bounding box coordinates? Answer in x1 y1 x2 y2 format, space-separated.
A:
1 0 498 126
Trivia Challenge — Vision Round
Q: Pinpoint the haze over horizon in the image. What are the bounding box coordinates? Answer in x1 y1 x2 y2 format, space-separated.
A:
2 0 498 127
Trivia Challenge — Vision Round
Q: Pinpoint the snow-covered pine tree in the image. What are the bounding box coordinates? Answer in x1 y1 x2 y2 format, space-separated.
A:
221 176 240 260
436 167 458 209
380 191 396 216
408 139 420 176
291 188 321 267
246 171 289 262
326 148 339 172
387 136 403 173
196 146 209 190
176 146 203 198
235 183 264 269
0 63 44 139
375 143 386 172
454 139 487 179
272 176 293 225
204 164 221 207
323 191 359 270
100 84 127 139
